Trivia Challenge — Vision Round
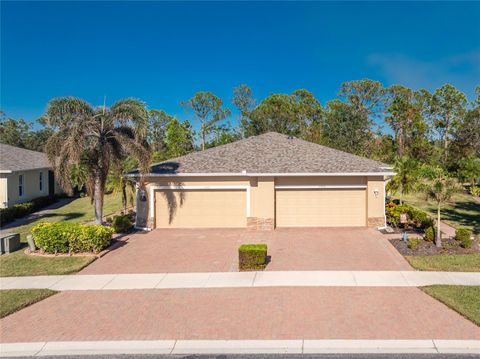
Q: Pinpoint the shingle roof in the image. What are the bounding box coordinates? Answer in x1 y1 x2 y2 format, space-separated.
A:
137 132 391 175
0 143 51 172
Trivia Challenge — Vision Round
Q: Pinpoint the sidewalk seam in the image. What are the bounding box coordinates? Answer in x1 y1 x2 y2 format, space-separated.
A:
169 339 178 354
34 341 47 356
100 274 118 289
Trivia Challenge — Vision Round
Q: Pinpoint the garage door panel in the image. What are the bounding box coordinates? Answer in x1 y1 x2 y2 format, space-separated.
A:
155 189 246 228
276 189 366 227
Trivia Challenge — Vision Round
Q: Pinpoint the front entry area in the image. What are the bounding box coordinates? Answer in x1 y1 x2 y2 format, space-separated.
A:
155 189 247 228
275 188 366 227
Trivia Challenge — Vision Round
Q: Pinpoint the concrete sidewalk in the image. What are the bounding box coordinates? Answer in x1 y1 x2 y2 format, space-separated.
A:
1 270 479 290
1 339 479 356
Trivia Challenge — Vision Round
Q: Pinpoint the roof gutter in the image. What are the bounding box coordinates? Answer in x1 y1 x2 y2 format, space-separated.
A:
125 171 395 178
0 170 13 174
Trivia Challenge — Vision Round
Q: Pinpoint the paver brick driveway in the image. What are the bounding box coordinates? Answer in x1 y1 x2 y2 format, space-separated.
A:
1 287 478 342
82 228 411 274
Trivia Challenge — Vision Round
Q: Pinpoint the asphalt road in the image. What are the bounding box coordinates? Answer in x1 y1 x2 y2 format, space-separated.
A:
6 354 480 359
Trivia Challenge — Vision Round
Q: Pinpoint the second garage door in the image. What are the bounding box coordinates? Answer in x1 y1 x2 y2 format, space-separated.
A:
275 188 366 227
155 189 247 228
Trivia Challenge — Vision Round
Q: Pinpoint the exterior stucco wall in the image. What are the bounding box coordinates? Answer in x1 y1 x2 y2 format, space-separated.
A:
367 176 386 227
0 169 64 208
275 176 367 186
139 175 386 230
249 177 275 229
0 176 7 208
6 169 49 206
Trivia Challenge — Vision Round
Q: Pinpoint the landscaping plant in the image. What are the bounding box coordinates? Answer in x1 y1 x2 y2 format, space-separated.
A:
239 244 268 271
41 97 151 224
417 166 462 248
407 238 420 250
31 222 113 254
112 215 133 233
0 196 58 224
424 226 436 242
456 228 473 249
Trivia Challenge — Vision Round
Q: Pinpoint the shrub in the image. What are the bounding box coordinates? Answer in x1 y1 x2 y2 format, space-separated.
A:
112 215 133 233
385 202 432 229
0 196 58 224
239 244 268 271
407 238 420 250
31 222 113 254
385 203 411 227
424 226 435 242
469 186 480 197
456 228 473 248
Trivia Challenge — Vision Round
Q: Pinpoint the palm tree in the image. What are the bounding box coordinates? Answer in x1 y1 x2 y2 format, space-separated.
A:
42 97 151 224
386 156 418 204
106 157 138 214
418 166 461 247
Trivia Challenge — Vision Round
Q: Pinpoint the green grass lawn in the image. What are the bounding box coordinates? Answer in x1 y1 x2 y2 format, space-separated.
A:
0 251 96 277
2 192 124 242
0 192 122 277
0 289 57 318
422 285 480 326
405 253 480 272
402 191 480 234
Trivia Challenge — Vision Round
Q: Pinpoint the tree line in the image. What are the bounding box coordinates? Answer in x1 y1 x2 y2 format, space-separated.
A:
1 79 479 231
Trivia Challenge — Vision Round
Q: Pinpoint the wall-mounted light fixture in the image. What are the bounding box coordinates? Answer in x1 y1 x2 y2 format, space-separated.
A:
373 188 379 198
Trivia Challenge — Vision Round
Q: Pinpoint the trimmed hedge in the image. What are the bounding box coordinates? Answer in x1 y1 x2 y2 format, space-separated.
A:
112 215 133 233
239 244 268 271
456 228 473 248
0 196 58 224
31 222 114 254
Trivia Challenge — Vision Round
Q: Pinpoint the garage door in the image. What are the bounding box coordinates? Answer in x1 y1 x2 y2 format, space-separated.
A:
276 189 366 227
155 189 246 228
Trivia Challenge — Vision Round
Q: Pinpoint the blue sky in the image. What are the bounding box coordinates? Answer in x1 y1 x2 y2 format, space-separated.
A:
1 1 479 128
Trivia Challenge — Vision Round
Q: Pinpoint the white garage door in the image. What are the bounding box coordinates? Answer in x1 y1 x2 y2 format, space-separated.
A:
155 189 247 228
276 188 366 227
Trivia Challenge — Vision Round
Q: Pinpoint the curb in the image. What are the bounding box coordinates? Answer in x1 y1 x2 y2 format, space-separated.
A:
1 339 479 356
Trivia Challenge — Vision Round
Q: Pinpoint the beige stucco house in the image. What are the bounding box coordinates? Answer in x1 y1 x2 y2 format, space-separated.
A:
130 132 393 230
0 144 62 208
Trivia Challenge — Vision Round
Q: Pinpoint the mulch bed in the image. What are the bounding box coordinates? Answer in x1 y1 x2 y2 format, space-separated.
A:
390 237 480 256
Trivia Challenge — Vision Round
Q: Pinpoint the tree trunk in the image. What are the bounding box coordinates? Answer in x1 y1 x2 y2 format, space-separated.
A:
201 123 205 151
436 204 442 248
443 114 450 164
121 177 127 214
397 127 404 158
399 183 403 205
93 175 104 225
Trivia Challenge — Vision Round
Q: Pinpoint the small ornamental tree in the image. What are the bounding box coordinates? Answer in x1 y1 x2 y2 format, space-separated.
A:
417 166 461 248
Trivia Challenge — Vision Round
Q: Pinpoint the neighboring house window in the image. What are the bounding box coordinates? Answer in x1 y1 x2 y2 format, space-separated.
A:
19 175 24 197
39 172 43 192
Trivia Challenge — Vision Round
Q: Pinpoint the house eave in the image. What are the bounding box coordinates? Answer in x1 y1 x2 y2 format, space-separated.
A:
125 171 395 178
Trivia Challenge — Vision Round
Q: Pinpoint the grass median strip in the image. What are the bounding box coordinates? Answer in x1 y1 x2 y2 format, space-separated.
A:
0 289 58 318
406 253 480 272
421 285 480 326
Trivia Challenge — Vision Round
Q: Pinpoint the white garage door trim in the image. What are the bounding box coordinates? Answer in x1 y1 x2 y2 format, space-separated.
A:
275 187 367 227
149 185 251 222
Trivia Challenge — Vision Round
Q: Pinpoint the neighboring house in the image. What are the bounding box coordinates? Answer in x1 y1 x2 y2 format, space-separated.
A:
0 144 63 208
130 132 394 230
